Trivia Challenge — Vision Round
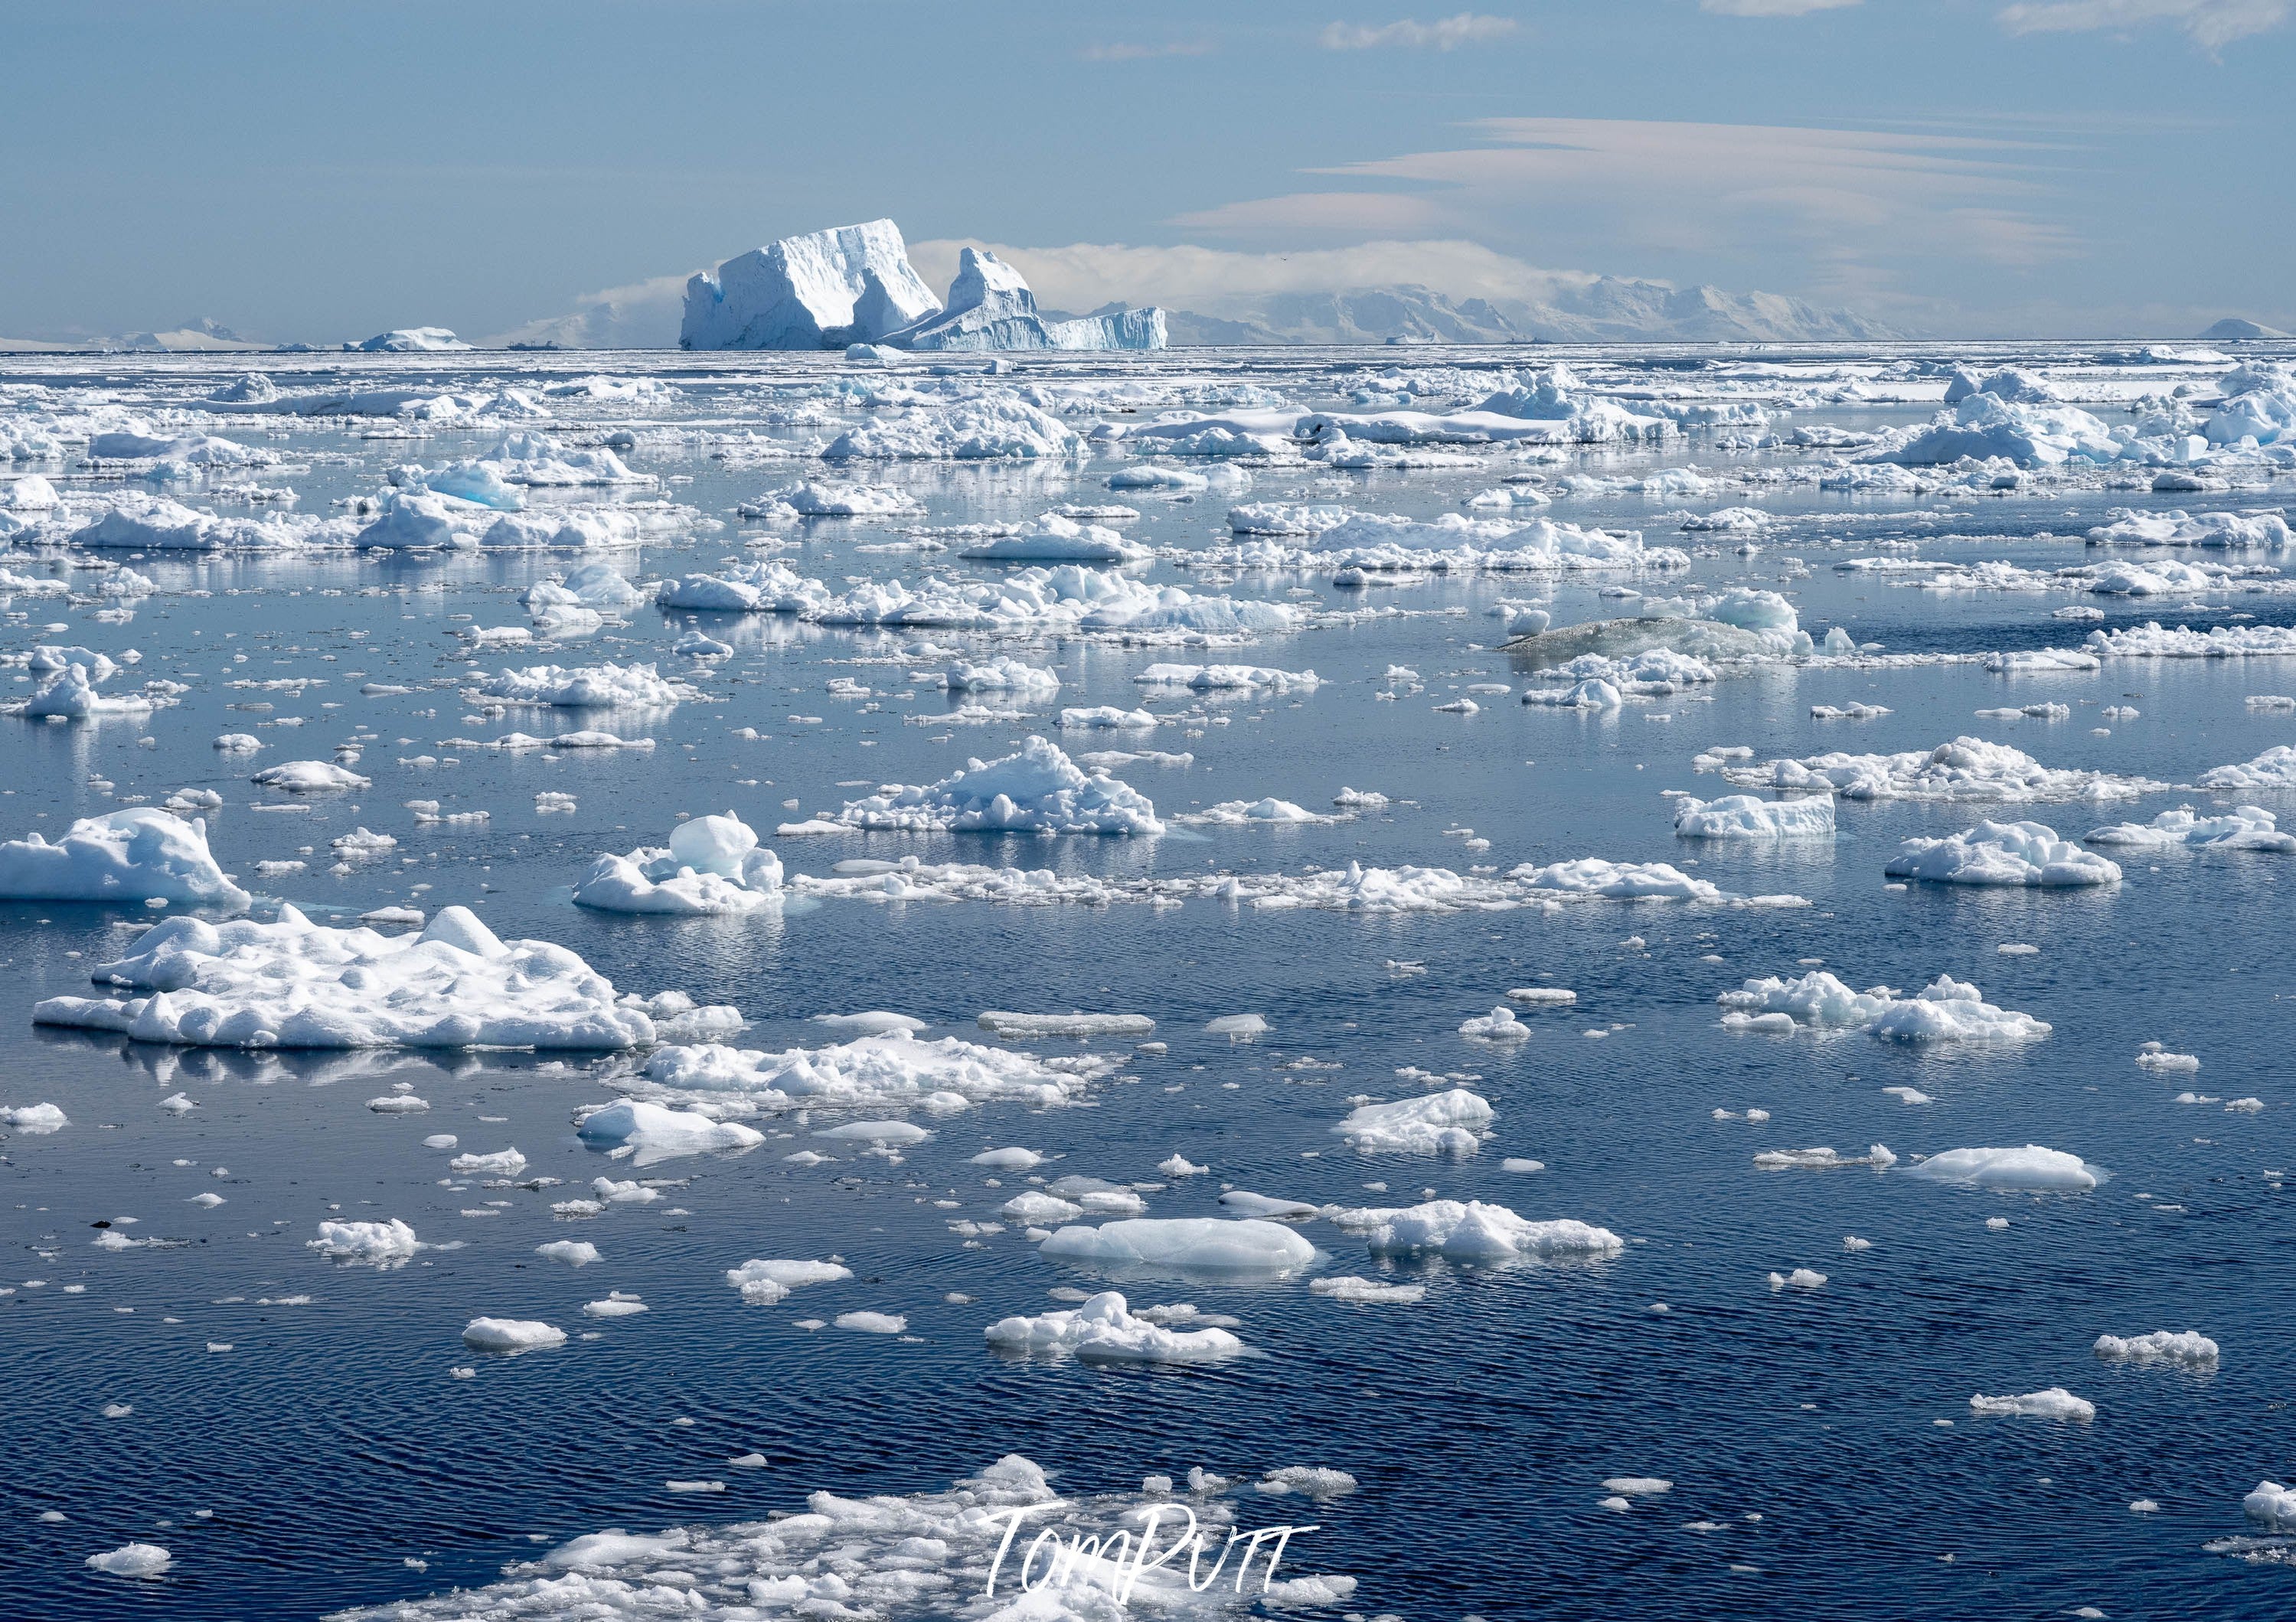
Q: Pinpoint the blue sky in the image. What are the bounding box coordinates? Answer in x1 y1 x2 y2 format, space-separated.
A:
2 0 2289 340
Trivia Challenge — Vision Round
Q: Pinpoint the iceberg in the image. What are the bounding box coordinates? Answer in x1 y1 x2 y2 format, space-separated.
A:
883 247 1164 352
681 219 942 351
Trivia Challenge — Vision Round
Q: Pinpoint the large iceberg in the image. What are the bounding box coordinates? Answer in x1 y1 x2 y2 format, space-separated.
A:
884 247 1164 352
681 220 942 351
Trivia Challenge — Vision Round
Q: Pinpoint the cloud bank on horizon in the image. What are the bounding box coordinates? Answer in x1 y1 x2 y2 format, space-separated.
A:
1 0 2288 344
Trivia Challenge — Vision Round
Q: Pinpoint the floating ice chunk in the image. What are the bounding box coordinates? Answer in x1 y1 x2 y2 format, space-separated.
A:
641 1031 1093 1114
944 658 1060 697
1969 1388 2095 1420
1768 1268 1828 1290
985 1290 1244 1363
978 1010 1153 1039
213 733 262 753
1876 393 2117 467
2198 746 2296 791
832 737 1161 835
1039 1217 1317 1276
811 1011 928 1037
1310 1274 1426 1304
482 511 644 551
1218 1192 1322 1219
2086 804 2293 851
0 808 248 908
1159 1154 1207 1177
576 1100 765 1164
1513 858 1720 901
1002 1190 1085 1223
833 1310 907 1333
474 663 701 710
85 1543 172 1578
1458 1007 1530 1041
723 1258 852 1304
1207 1013 1269 1039
1135 662 1322 693
583 1297 648 1318
1060 705 1156 730
450 1147 527 1176
33 905 671 1050
1753 1146 1896 1172
1732 736 2159 803
306 1218 421 1265
655 559 828 615
367 1093 429 1113
1507 987 1578 1005
535 1239 600 1267
461 1317 567 1353
1883 1086 1934 1105
2235 1486 2296 1548
1337 1089 1492 1156
1870 978 2053 1043
960 514 1148 563
758 478 922 517
1331 1199 1623 1262
1257 1467 1357 1499
573 811 785 915
1674 795 1836 840
824 396 1083 462
1886 820 2121 887
2094 1330 2218 1366
970 1146 1043 1170
1911 1145 2100 1190
1720 971 2047 1043
252 759 370 793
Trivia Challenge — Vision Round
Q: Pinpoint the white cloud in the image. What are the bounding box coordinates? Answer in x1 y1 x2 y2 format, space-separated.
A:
1701 0 1863 14
906 237 1592 316
1997 0 2288 47
1320 13 1519 50
1171 116 2072 292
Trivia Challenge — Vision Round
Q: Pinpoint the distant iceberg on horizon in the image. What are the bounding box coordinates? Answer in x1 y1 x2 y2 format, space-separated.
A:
680 220 1164 353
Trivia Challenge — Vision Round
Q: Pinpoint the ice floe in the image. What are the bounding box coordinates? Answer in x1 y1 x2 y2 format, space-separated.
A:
985 1290 1246 1363
573 812 785 913
33 906 696 1049
1909 1146 2102 1190
1885 820 2123 886
0 808 247 908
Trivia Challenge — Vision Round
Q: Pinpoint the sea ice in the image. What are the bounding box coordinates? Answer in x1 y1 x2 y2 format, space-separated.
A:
0 808 248 908
985 1290 1245 1363
1885 820 2123 887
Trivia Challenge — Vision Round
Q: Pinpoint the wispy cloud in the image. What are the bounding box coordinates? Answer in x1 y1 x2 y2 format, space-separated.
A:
1080 39 1216 62
1996 0 2288 48
1169 116 2079 305
1320 13 1519 50
1701 0 1863 15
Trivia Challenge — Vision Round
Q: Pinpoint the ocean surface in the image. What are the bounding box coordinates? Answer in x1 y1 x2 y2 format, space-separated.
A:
2 341 2294 1620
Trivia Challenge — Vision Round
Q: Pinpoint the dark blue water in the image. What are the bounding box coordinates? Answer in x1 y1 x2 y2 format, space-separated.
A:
3 347 2294 1620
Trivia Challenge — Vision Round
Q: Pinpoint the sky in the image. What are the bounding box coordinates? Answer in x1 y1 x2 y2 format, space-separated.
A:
2 0 2290 342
